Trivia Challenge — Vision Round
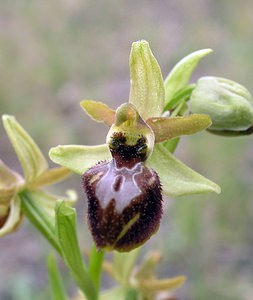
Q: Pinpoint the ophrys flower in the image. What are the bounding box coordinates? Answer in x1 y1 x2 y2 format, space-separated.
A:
50 40 220 252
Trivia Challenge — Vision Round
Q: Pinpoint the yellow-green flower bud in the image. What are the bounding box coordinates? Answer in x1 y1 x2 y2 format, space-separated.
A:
190 77 253 134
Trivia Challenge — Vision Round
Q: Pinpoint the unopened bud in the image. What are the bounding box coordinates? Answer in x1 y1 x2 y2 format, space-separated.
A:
190 77 253 134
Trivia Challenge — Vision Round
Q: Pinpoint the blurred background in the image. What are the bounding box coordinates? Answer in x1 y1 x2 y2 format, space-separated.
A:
0 0 253 299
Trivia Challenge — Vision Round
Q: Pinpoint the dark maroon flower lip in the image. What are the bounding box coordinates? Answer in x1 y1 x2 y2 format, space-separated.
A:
107 131 149 168
82 158 163 252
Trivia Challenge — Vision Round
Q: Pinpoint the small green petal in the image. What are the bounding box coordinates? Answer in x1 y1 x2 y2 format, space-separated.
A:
164 49 212 106
0 159 24 203
129 40 165 119
147 144 220 196
2 115 48 183
29 167 72 189
146 114 212 143
49 144 111 175
0 194 22 237
80 100 116 127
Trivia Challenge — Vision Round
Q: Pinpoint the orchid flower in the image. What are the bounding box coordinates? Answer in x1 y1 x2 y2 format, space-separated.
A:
49 40 220 252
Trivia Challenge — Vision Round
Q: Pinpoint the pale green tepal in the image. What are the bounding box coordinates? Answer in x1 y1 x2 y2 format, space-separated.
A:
190 76 253 135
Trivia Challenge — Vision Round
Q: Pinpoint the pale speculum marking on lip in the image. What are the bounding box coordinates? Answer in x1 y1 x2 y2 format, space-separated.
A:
95 159 143 213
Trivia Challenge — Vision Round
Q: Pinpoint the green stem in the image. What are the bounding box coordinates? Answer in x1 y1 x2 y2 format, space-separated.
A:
47 253 68 300
89 244 105 291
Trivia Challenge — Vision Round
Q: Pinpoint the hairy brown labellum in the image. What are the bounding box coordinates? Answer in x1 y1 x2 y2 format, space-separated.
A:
82 158 162 252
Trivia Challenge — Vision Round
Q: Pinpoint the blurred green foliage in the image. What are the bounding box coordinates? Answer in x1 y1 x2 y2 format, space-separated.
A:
0 1 253 299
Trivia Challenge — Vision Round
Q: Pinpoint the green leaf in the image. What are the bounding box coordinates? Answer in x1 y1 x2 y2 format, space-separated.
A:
88 245 104 290
0 194 22 237
55 200 97 300
164 49 212 106
49 145 111 175
80 100 116 127
129 40 165 119
30 167 71 189
19 190 61 254
147 144 221 196
47 253 68 300
146 114 212 143
113 248 140 285
2 115 48 183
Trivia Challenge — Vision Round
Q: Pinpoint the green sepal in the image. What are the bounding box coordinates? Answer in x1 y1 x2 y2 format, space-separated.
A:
49 144 111 175
80 100 116 127
147 144 221 196
29 167 71 189
55 200 97 300
47 253 68 300
0 159 24 204
2 115 48 183
164 49 212 106
129 40 165 119
146 114 212 143
0 194 22 237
